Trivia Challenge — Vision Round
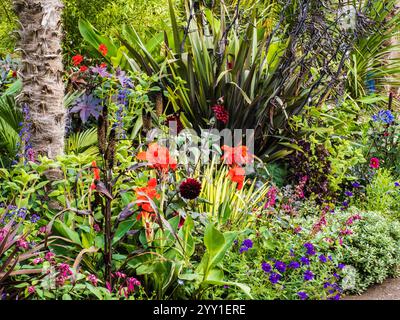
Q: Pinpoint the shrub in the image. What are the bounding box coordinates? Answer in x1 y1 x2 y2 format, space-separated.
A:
341 211 400 294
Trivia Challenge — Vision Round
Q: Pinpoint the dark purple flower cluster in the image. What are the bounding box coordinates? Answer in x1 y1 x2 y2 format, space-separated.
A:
239 239 253 254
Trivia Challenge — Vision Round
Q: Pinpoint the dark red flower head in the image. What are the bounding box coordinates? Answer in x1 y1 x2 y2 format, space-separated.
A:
212 104 229 124
179 178 202 200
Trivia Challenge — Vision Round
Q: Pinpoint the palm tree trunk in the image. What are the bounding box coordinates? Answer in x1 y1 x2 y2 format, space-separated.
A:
13 0 65 159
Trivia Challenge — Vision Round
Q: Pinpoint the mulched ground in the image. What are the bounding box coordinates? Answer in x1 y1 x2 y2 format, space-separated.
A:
344 278 400 300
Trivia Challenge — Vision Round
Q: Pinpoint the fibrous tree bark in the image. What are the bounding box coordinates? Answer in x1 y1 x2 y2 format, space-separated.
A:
13 0 65 159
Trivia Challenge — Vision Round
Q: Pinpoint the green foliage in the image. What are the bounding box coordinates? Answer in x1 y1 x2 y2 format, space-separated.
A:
0 1 16 56
346 0 400 106
63 0 171 57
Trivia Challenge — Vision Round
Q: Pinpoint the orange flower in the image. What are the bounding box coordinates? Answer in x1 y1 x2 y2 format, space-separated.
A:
137 143 177 172
227 166 246 190
221 145 253 166
90 161 101 190
99 44 108 56
135 178 160 216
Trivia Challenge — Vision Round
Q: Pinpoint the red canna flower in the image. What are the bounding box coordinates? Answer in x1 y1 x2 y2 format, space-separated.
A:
79 65 88 72
99 44 108 56
227 166 246 190
90 161 101 190
369 157 380 169
137 143 177 172
221 145 254 167
72 54 84 66
100 63 107 68
135 178 160 217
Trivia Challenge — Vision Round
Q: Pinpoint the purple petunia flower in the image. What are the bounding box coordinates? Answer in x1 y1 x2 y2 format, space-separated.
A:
328 294 341 300
239 246 248 254
288 261 300 269
304 270 314 281
269 272 281 284
297 291 308 300
333 272 340 279
352 182 360 188
319 254 327 263
242 239 253 249
300 256 310 266
274 261 286 273
395 182 400 187
338 263 345 270
344 191 353 197
304 243 316 256
262 262 272 273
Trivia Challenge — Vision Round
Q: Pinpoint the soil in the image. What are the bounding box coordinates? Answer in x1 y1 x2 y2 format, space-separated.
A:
344 278 400 300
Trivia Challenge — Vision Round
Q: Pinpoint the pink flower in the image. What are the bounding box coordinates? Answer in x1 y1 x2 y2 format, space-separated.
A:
126 277 141 294
369 157 380 169
264 187 277 208
340 229 353 236
16 238 29 250
28 286 36 294
87 274 98 286
106 281 112 293
114 271 126 279
57 263 73 277
45 251 55 262
93 224 101 232
33 257 44 265
294 226 302 234
38 226 47 234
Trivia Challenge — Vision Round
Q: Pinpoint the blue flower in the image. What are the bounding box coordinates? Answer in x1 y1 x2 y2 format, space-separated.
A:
269 272 281 284
352 182 360 188
304 243 315 256
297 291 308 300
30 214 40 223
261 262 272 273
344 191 353 197
288 261 300 269
372 110 395 124
304 270 314 281
395 182 400 187
338 263 345 270
300 256 310 266
274 261 286 273
239 246 248 254
328 294 341 300
319 254 327 263
242 239 253 249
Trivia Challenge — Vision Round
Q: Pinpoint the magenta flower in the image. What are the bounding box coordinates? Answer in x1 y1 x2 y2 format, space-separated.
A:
87 274 98 286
